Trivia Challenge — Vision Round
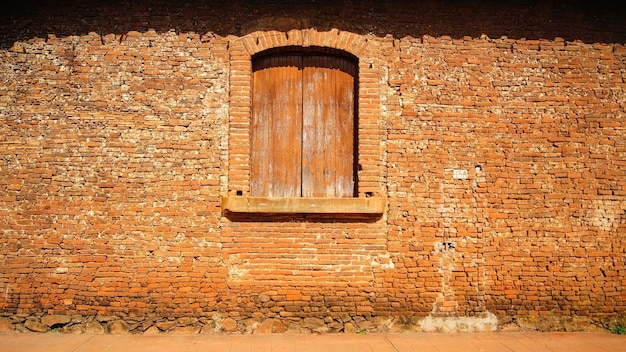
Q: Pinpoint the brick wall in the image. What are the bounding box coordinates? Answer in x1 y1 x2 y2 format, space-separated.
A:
0 0 624 333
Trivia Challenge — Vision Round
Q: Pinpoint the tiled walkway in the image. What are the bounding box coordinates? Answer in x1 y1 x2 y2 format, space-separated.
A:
1 332 625 352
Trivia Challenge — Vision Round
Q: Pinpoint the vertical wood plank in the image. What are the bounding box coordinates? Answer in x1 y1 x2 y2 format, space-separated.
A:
336 57 356 197
302 55 320 197
251 56 271 196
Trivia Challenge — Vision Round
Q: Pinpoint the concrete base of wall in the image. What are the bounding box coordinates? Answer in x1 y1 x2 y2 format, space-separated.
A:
418 312 499 332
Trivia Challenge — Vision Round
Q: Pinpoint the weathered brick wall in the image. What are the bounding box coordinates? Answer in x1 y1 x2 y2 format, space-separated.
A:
0 0 624 333
383 35 626 322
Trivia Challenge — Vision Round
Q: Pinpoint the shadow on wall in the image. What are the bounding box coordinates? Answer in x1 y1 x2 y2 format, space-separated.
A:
1 0 626 49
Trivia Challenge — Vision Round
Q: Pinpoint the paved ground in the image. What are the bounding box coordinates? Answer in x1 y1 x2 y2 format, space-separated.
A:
1 332 625 352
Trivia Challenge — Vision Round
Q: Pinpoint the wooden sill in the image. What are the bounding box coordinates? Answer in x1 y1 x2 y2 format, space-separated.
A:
222 196 386 214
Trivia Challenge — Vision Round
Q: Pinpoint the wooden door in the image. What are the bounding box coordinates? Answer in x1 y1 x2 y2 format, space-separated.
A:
302 55 356 197
251 52 356 198
251 54 303 197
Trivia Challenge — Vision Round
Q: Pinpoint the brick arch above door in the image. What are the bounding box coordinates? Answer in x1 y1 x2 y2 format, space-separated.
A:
238 28 372 58
225 29 385 214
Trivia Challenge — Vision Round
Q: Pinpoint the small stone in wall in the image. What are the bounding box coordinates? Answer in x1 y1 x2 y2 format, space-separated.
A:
96 316 117 323
374 316 395 332
144 326 161 335
343 322 358 334
107 320 130 334
272 319 288 333
60 324 85 334
302 317 325 330
256 319 273 334
15 324 29 333
41 315 71 327
221 318 238 332
24 319 49 333
10 42 25 53
155 320 178 331
327 321 343 332
200 322 215 334
177 317 198 326
353 317 376 332
243 319 259 334
10 315 28 324
84 321 106 334
129 323 144 334
0 317 13 332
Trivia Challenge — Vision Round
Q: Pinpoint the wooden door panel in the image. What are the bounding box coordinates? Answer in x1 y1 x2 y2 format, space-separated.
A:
302 55 355 197
251 55 302 197
335 57 357 197
251 57 270 196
